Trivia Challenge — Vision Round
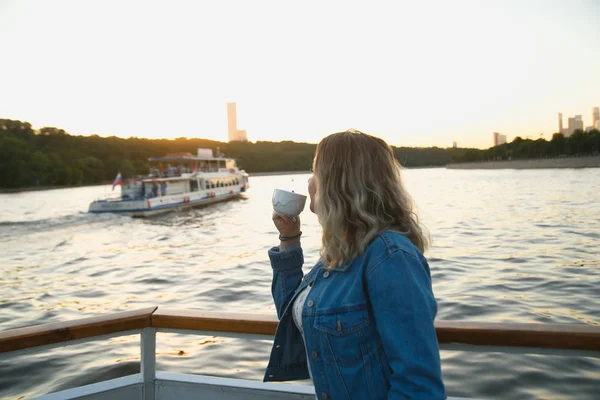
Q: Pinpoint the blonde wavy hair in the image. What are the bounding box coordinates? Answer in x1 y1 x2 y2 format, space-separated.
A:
313 130 429 268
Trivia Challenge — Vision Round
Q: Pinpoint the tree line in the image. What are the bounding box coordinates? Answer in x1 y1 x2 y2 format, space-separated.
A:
451 130 600 163
1 118 598 189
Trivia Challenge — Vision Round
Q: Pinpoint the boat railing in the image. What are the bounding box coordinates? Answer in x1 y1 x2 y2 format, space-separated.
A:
1 307 599 400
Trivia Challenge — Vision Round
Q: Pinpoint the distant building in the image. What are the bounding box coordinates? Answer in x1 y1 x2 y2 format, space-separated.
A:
227 102 248 142
586 107 600 132
236 129 247 141
227 102 237 140
493 132 507 146
558 113 563 134
452 141 457 148
566 115 584 137
559 111 587 137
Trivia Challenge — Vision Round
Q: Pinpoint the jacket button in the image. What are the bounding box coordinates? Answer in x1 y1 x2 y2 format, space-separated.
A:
307 300 314 307
311 351 319 359
321 393 328 400
323 271 330 278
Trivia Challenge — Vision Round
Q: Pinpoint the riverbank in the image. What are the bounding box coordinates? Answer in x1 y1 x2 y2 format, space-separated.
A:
0 171 312 192
248 165 445 177
247 170 310 177
0 183 112 194
447 155 600 170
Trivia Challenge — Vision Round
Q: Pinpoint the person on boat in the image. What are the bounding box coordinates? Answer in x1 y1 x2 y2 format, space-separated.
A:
152 183 158 198
161 182 167 196
266 130 445 399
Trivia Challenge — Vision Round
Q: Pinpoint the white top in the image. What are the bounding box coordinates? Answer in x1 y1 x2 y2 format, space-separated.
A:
292 285 311 335
292 284 314 383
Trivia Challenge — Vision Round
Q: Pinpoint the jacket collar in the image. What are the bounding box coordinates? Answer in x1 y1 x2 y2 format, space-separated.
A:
312 259 353 273
332 262 352 272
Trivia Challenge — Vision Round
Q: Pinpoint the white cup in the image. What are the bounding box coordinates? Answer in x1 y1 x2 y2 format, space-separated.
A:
272 189 307 217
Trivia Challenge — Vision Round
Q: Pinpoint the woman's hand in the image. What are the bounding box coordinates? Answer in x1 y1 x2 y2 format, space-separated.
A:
272 212 301 237
272 212 301 250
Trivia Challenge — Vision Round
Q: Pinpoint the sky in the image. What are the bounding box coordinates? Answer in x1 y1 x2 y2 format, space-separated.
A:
0 0 599 149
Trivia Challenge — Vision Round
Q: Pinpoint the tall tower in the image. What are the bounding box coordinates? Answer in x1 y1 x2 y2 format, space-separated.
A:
227 102 238 141
593 107 599 127
558 113 563 134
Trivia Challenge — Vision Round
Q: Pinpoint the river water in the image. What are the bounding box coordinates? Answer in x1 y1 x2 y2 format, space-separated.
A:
0 169 599 399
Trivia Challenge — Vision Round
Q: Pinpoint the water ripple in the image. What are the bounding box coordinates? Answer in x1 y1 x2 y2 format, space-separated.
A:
0 170 599 399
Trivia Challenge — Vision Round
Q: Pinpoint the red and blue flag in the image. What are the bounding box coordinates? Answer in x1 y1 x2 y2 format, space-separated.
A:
112 172 123 191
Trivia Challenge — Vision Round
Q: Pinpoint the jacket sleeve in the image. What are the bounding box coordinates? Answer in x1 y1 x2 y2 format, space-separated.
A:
366 250 446 399
268 244 304 319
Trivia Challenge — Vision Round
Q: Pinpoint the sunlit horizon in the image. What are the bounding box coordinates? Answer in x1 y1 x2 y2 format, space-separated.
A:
1 0 599 149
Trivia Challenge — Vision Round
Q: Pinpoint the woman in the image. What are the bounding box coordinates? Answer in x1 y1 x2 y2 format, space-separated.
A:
264 130 445 399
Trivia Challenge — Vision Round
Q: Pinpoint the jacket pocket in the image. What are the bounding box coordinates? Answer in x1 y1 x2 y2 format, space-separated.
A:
314 307 370 336
313 306 371 366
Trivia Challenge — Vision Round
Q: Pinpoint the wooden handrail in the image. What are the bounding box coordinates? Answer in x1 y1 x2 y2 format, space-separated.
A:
0 307 156 353
152 310 600 352
435 320 600 352
1 307 599 354
152 309 278 335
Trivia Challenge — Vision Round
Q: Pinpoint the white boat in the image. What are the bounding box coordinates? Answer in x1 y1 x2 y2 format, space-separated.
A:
88 149 249 217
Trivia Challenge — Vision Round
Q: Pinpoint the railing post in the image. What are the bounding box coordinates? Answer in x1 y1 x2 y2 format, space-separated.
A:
141 327 156 400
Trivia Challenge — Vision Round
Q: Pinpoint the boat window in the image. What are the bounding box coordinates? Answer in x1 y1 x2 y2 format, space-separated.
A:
219 160 226 168
190 179 198 192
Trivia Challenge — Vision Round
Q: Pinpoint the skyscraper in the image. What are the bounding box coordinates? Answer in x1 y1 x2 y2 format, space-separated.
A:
593 107 599 128
227 102 238 141
227 102 248 142
558 113 563 134
493 132 507 146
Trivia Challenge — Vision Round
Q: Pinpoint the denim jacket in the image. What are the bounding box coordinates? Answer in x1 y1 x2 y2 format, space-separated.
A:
264 231 446 400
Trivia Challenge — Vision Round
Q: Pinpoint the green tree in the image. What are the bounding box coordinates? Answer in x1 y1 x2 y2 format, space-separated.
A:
30 151 50 185
0 136 32 187
551 133 565 155
119 160 136 179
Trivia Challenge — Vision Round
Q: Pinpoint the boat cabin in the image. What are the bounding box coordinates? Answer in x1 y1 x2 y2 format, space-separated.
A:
118 149 246 201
